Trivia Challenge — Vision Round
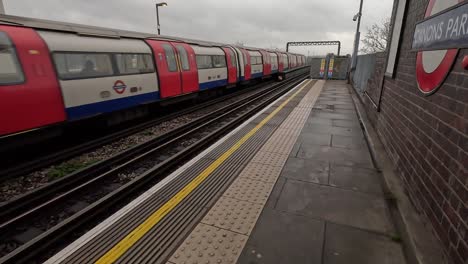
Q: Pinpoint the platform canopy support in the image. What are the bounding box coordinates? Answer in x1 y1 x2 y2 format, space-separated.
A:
286 41 341 56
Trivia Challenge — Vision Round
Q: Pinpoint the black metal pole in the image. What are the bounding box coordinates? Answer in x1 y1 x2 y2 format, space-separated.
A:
351 0 364 69
156 4 160 35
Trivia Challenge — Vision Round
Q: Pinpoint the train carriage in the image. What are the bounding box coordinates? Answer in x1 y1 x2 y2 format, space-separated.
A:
191 45 228 90
0 25 66 136
39 30 159 121
248 50 263 79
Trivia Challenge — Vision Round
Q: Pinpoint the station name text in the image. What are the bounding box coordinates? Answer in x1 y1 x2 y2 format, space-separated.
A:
412 3 468 50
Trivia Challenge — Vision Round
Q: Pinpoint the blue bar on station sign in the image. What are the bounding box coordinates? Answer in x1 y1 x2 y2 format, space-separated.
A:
412 2 468 51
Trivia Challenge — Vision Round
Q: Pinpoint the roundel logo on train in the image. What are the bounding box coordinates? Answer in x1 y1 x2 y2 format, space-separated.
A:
412 0 467 95
113 80 127 94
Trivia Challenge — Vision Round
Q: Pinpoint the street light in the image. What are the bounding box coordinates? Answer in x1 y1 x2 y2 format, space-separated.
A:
351 0 363 70
156 2 167 35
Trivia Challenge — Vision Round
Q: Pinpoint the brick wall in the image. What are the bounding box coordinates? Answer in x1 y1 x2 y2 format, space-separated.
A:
361 0 467 263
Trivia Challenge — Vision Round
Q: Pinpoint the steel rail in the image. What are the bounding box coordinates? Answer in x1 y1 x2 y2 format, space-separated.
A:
0 80 273 181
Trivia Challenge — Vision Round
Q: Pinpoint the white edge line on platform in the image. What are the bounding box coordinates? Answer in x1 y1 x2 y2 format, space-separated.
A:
45 79 311 263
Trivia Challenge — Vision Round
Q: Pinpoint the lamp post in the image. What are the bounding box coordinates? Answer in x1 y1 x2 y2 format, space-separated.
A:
351 0 364 70
156 2 167 35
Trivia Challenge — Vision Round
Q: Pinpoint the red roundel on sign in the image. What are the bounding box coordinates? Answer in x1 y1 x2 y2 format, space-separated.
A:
113 80 127 94
415 0 461 95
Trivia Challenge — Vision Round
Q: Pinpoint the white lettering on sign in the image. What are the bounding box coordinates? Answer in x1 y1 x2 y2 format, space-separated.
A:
413 3 468 50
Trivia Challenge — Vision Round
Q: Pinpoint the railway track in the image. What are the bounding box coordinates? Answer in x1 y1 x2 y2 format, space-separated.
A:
0 79 275 182
0 72 308 263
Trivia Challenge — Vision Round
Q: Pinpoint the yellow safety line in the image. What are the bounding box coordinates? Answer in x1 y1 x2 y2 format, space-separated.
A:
95 79 312 264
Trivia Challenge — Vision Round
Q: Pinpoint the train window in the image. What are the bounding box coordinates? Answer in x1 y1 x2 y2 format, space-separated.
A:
162 44 178 72
254 56 262 65
0 32 25 85
270 54 277 65
176 46 190 71
53 53 114 80
212 55 226 68
115 54 154 75
196 55 212 69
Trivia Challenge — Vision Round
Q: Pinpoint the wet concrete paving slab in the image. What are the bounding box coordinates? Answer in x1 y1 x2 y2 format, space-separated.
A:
329 164 384 195
331 135 367 149
281 157 329 184
295 145 374 169
238 209 324 264
275 179 394 234
323 223 406 264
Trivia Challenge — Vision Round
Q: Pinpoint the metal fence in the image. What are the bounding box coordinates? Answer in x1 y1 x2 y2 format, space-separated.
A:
309 58 326 79
309 55 351 80
328 56 350 80
351 53 378 93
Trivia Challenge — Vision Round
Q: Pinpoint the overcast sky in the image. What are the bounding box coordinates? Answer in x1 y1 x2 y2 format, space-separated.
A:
3 0 393 55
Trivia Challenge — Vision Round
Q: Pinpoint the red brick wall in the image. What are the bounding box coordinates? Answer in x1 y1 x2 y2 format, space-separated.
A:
361 0 467 263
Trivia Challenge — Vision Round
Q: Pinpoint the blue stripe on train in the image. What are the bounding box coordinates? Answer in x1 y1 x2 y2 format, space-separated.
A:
199 79 228 90
66 92 160 121
251 72 263 79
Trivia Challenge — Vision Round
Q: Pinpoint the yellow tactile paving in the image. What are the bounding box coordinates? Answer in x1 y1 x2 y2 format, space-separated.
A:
168 223 248 264
223 177 277 205
238 162 283 183
168 80 324 264
201 196 263 235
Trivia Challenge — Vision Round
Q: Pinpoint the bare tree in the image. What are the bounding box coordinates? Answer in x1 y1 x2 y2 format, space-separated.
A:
360 18 390 54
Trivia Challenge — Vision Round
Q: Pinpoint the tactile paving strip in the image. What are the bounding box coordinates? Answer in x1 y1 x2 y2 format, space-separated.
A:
250 151 289 167
237 162 283 183
201 196 263 235
168 80 325 264
168 223 248 264
223 177 277 205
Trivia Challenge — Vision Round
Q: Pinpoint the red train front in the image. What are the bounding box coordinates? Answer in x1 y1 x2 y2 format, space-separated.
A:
0 25 66 137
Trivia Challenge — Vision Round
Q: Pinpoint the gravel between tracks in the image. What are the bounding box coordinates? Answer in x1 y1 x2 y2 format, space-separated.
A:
0 86 268 203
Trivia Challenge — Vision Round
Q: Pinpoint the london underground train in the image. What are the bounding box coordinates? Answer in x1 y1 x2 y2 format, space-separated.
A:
0 15 306 140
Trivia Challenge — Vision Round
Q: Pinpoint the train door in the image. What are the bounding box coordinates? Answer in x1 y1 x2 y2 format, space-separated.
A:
171 42 198 94
276 52 284 72
260 51 271 76
233 47 243 81
0 25 66 136
241 49 251 81
222 47 237 84
145 40 182 98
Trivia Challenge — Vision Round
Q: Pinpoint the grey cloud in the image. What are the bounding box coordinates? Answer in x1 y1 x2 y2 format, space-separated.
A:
4 0 393 55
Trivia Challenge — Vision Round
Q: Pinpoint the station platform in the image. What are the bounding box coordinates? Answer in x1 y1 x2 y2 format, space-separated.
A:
46 80 407 264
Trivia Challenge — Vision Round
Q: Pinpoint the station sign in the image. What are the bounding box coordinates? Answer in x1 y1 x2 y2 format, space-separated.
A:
414 0 463 95
412 2 468 51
